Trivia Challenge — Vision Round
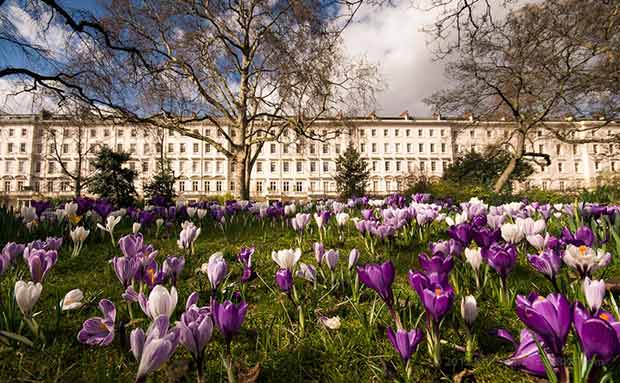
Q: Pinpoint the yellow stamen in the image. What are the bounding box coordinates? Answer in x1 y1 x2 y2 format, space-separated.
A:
599 313 610 321
578 245 587 256
434 288 442 296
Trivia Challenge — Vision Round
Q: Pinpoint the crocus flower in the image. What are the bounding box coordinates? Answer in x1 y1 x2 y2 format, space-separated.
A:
418 252 453 285
178 221 201 253
408 271 454 322
583 277 606 313
70 226 90 243
119 233 145 258
162 256 185 286
296 263 317 282
60 288 84 311
515 292 571 356
472 227 501 249
464 247 483 271
314 211 331 229
573 303 620 364
319 316 341 330
516 217 546 236
335 212 350 227
211 298 248 343
14 280 42 316
237 247 255 283
501 222 524 244
348 249 360 270
111 256 140 289
447 223 473 246
561 226 595 247
527 249 562 283
131 315 180 383
97 215 122 244
2 242 25 263
24 248 58 283
356 261 395 307
139 285 178 319
177 293 213 359
496 328 558 377
142 259 165 288
313 242 325 264
77 299 116 346
271 248 302 271
386 327 423 363
563 244 611 278
482 242 517 280
290 213 311 232
461 295 478 326
202 252 227 290
275 268 293 292
323 249 339 271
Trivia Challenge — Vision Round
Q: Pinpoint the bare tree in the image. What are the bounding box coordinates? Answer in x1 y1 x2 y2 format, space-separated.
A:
425 0 620 192
43 108 100 197
1 0 380 200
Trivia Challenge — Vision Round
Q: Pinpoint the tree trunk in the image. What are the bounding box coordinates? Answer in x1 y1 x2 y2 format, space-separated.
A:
74 177 82 198
493 128 526 193
232 150 250 200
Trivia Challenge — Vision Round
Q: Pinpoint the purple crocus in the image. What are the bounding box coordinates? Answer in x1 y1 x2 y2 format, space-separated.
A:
527 249 562 288
496 328 558 377
356 261 395 307
2 242 25 263
323 249 339 271
111 256 140 289
162 256 185 286
573 303 620 364
77 299 116 346
291 213 311 232
561 226 595 247
131 315 180 383
472 227 501 249
313 242 325 264
211 298 248 343
237 247 255 283
418 252 453 286
408 271 454 322
177 293 213 361
386 327 423 363
482 242 517 280
447 223 473 246
430 239 462 258
142 259 166 288
24 248 58 283
515 292 571 357
275 268 293 292
44 237 63 251
119 233 145 258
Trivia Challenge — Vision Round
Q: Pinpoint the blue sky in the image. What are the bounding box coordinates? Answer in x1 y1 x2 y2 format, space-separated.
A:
0 0 449 116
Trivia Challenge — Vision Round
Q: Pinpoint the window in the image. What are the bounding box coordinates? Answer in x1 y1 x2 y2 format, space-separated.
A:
418 143 424 153
131 129 137 137
295 181 303 192
573 144 578 155
180 143 186 153
323 161 329 172
372 161 377 171
556 144 561 155
8 129 14 137
360 143 366 153
406 129 411 137
47 180 53 192
429 129 434 137
192 181 199 191
575 162 580 173
431 161 436 172
20 143 26 153
430 143 435 153
558 163 563 172
283 161 290 172
386 180 391 191
168 143 174 153
310 144 316 154
270 143 276 154
257 161 263 172
385 161 390 171
7 143 13 153
193 143 199 153
372 143 377 153
335 144 341 154
395 143 400 153
282 144 288 154
216 161 222 173
269 181 277 191
21 128 27 137
205 181 210 192
192 161 198 173
310 161 316 172
18 161 24 172
130 143 136 153
384 143 389 153
371 129 377 137
296 161 303 172
35 161 41 173
4 181 10 192
322 143 329 154
593 144 598 154
17 181 24 191
441 143 446 153
205 144 211 152
440 129 445 137
383 129 388 137
420 161 425 171
395 129 399 137
104 129 110 137
117 144 123 152
118 129 124 137
142 162 149 172
270 161 276 172
256 181 263 193
33 181 40 192
396 161 401 171
418 129 423 137
216 181 222 192
283 181 290 192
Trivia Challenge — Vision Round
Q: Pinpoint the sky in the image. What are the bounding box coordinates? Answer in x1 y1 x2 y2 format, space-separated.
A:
0 0 449 116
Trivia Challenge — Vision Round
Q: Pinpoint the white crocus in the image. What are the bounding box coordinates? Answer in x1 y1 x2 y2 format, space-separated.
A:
516 217 546 236
335 212 350 227
97 215 122 245
63 202 79 218
21 206 37 224
461 295 478 326
15 280 43 317
583 277 606 312
70 226 90 257
196 208 208 220
500 222 524 244
271 248 302 270
141 285 178 319
464 248 483 271
319 316 341 330
60 289 84 311
284 204 297 216
563 245 611 276
132 222 141 234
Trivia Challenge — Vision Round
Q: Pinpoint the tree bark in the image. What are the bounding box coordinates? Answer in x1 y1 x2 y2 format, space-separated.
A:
493 128 526 193
233 150 250 200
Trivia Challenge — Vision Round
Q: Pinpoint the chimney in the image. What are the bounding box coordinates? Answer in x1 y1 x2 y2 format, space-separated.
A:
565 115 574 122
399 110 410 120
463 111 474 121
368 111 377 120
432 112 441 121
335 111 343 120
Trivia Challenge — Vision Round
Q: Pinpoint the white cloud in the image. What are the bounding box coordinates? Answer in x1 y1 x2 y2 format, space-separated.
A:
342 2 448 117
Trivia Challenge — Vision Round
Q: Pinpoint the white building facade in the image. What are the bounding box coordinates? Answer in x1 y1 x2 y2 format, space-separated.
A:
0 113 618 205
